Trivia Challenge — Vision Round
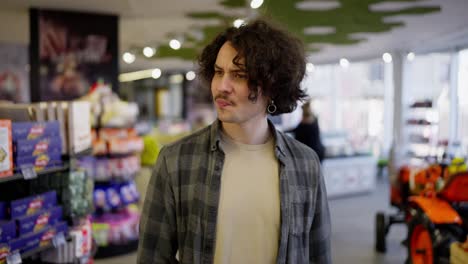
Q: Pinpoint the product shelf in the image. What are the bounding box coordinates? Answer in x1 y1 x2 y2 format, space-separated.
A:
0 164 69 184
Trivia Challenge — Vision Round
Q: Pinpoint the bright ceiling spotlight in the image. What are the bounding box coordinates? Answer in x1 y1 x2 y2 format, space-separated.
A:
152 68 162 79
340 58 350 68
169 39 181 50
382 52 392 63
123 52 135 64
233 19 245 28
250 0 264 9
186 71 196 81
143 47 155 58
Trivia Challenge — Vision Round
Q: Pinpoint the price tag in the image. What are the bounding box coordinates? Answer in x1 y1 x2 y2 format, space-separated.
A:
20 165 37 180
53 232 66 248
6 250 21 264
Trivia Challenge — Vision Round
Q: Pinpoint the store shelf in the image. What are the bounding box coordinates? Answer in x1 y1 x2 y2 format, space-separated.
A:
0 165 69 184
65 148 93 159
94 240 139 259
93 175 137 185
5 234 72 262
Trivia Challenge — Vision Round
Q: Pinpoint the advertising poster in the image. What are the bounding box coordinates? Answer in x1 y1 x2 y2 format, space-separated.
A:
30 9 118 101
0 43 29 103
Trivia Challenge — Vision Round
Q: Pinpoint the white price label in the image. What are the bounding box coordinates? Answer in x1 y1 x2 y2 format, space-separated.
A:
20 166 37 180
53 232 66 248
6 251 21 264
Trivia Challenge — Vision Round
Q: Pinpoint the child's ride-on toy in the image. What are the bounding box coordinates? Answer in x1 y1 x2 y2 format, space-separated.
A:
375 158 468 263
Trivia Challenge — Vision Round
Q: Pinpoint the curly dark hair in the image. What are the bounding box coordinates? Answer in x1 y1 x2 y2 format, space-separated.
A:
198 19 308 115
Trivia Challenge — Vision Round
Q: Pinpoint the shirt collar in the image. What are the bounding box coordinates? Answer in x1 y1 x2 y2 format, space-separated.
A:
209 119 287 157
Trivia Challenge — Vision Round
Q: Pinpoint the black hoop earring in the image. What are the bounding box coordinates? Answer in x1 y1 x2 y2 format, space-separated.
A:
267 100 277 114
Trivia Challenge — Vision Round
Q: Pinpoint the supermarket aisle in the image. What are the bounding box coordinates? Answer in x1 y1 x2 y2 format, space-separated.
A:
94 178 406 264
330 179 407 264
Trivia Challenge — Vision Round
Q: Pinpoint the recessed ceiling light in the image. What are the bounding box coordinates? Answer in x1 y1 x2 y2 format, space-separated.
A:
382 53 392 63
152 68 162 79
186 71 196 81
143 47 155 58
407 52 415 61
169 39 181 50
123 52 135 64
250 0 264 9
233 19 245 28
340 58 350 68
306 63 315 73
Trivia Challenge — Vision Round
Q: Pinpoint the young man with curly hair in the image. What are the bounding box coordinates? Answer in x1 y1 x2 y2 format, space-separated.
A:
138 19 331 264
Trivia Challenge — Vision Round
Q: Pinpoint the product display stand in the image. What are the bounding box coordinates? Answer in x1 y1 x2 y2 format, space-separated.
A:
0 151 93 264
85 118 143 259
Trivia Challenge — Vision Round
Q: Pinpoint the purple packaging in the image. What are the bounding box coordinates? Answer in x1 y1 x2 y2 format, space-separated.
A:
78 157 95 179
14 152 62 167
0 221 16 243
22 221 68 253
0 202 6 220
14 137 62 158
17 229 43 253
12 122 60 141
107 186 122 210
120 182 138 206
16 206 62 236
10 191 57 219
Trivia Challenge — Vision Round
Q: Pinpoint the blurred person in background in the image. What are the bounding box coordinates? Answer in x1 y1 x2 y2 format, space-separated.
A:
138 19 331 264
292 101 326 162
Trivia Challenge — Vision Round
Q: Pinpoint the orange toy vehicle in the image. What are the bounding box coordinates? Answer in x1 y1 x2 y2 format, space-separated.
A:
376 161 468 264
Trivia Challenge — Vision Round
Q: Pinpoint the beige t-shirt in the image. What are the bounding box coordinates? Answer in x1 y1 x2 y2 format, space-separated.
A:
213 132 280 264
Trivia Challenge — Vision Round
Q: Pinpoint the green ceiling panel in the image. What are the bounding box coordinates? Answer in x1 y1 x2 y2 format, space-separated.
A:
141 0 440 61
156 45 198 60
220 0 246 8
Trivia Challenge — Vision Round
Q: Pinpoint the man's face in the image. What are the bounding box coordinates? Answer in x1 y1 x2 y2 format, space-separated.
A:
211 41 268 125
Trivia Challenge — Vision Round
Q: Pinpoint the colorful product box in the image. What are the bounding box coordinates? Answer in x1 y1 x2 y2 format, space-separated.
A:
12 122 60 141
0 221 16 243
0 120 13 178
10 191 57 219
16 206 62 236
14 137 62 158
22 221 68 253
14 153 62 171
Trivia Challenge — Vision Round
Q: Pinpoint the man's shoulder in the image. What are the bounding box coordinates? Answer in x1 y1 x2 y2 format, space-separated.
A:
278 130 320 160
160 125 212 157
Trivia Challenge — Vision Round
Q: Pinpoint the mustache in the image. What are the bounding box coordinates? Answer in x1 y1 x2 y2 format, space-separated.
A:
214 94 235 105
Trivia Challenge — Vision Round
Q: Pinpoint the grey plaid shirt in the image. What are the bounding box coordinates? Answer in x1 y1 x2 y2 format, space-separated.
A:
137 120 331 264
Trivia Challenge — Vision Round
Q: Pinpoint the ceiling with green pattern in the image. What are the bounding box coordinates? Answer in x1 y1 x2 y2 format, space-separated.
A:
137 0 440 61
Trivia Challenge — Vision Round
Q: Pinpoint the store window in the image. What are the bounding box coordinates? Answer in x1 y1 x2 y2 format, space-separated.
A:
403 52 451 160
301 59 387 155
458 49 468 153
